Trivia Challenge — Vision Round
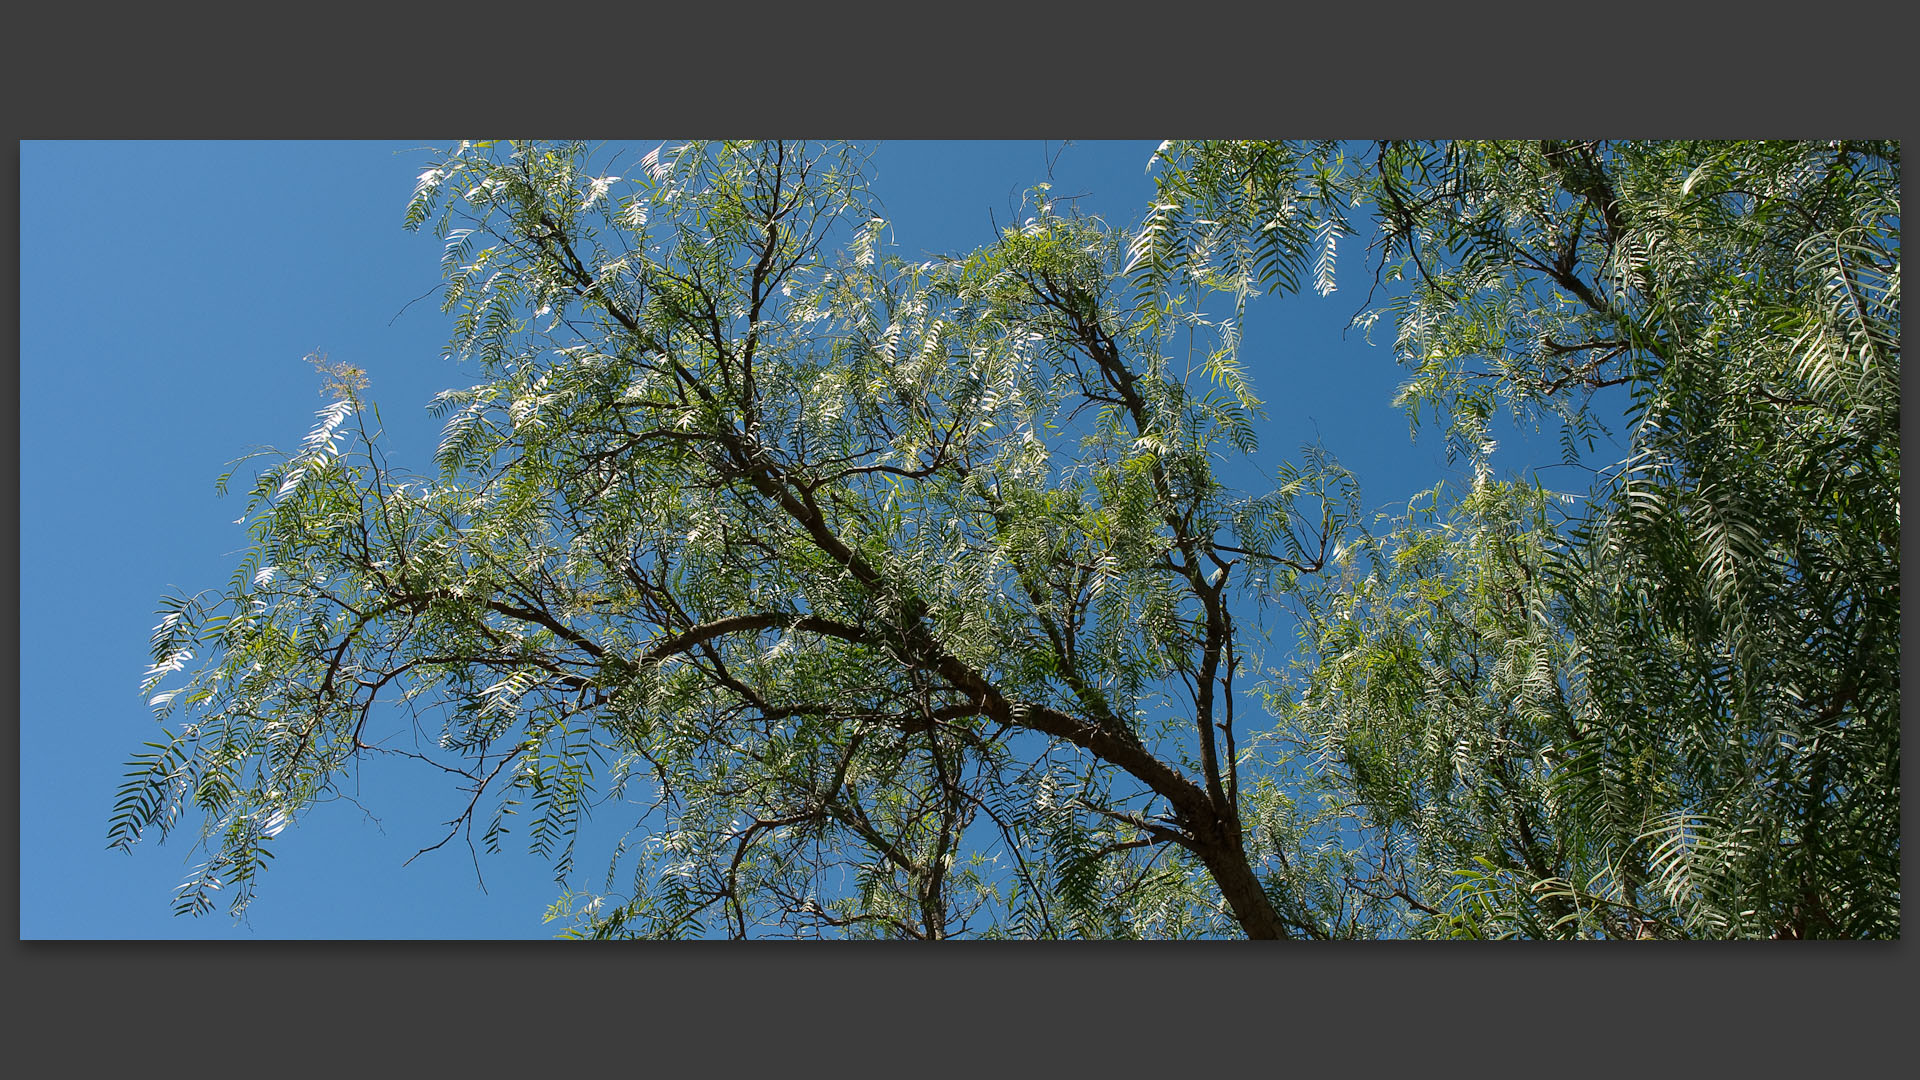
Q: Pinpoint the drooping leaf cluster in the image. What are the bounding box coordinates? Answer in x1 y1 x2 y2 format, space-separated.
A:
1155 139 1899 938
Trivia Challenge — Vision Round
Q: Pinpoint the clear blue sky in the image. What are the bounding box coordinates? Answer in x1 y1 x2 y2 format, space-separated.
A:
20 140 1532 939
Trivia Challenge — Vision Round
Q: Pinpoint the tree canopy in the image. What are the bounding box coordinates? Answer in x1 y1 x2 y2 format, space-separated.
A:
113 140 1899 938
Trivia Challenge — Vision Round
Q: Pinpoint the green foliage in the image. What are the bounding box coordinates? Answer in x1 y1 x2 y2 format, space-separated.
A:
1190 140 1899 938
115 140 1898 938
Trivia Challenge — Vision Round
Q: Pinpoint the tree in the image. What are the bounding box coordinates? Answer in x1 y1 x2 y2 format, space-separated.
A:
113 140 1898 939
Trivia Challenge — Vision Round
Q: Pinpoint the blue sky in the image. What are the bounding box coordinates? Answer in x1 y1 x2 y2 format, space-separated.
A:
20 140 1528 938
